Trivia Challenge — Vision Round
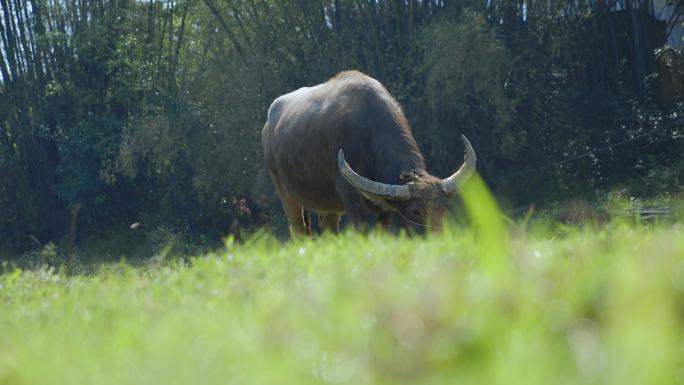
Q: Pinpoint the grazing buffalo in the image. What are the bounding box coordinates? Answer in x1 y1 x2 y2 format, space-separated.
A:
262 71 476 236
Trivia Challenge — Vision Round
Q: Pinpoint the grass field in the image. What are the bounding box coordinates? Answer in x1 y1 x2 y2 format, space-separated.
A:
1 182 683 385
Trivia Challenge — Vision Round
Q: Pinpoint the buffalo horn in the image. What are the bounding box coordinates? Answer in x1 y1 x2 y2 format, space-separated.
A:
338 150 411 201
441 135 477 194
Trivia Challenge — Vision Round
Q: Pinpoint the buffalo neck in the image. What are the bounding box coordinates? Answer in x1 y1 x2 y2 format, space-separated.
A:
371 126 426 185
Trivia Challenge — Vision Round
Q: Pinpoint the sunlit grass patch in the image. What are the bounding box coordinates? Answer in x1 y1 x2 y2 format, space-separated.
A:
1 218 683 384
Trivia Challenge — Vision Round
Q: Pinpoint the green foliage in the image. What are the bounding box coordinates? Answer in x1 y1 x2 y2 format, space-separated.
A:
420 14 515 177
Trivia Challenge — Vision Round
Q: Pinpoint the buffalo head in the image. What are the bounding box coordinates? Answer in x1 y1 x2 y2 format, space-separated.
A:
338 135 476 232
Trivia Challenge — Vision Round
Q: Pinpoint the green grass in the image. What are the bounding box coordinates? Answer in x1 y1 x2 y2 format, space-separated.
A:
1 181 683 384
1 222 683 384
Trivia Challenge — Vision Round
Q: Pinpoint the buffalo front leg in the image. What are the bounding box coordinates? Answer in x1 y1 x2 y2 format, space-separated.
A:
318 213 340 234
335 174 372 232
377 212 392 230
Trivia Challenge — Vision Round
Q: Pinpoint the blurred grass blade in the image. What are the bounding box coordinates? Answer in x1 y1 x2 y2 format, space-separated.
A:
460 173 508 272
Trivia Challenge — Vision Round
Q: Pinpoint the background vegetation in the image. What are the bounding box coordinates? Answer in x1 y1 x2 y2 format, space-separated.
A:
1 0 683 257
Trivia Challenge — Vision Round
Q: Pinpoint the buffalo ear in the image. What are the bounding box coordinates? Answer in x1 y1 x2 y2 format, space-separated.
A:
399 171 419 183
356 190 404 212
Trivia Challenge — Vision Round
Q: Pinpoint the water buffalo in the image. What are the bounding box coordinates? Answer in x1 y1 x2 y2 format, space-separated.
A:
262 71 476 236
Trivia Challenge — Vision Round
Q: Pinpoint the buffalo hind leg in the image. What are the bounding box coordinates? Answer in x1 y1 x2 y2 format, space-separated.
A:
281 196 309 238
269 171 309 238
303 209 312 236
318 213 340 234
